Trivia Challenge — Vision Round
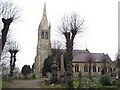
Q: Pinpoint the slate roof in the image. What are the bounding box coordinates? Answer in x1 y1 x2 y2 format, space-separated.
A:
51 48 112 63
51 48 89 57
72 52 112 63
73 49 89 57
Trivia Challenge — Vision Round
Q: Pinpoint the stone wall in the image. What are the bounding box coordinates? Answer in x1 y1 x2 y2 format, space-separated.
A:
72 62 115 78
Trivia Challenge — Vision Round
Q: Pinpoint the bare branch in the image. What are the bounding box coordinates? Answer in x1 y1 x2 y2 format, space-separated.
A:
1 1 21 50
0 1 21 21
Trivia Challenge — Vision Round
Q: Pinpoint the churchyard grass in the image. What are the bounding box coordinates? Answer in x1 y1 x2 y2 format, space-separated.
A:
2 81 12 88
73 80 119 89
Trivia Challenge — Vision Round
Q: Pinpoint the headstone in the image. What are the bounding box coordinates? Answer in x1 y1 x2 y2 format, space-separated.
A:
57 69 60 80
60 54 64 81
86 82 89 86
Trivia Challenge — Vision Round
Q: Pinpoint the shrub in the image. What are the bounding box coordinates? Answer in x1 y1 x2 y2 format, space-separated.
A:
99 74 111 86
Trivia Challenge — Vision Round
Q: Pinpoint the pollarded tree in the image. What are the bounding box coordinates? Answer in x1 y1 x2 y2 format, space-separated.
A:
7 41 19 77
58 13 84 88
0 1 20 50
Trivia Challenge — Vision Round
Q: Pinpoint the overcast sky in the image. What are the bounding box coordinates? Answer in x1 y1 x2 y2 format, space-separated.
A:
1 0 118 69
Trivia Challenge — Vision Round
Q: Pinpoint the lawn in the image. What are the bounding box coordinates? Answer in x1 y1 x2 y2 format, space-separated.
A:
2 81 12 88
73 81 119 89
40 80 119 89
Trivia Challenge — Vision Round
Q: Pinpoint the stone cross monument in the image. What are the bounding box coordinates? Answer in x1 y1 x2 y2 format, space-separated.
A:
60 54 65 81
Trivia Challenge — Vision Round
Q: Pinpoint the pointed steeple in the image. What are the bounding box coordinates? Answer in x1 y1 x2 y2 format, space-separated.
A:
43 2 47 19
40 2 48 28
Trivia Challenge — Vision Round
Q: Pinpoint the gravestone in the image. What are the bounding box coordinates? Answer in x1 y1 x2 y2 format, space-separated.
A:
60 54 64 81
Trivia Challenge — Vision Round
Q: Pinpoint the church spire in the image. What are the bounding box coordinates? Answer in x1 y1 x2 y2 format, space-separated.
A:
40 2 48 27
43 2 47 19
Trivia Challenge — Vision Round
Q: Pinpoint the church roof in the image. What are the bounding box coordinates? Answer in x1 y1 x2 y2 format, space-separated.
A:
72 53 112 63
51 48 112 63
51 48 89 57
72 49 89 57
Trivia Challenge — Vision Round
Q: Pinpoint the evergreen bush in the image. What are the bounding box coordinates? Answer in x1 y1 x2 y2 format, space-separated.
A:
99 74 111 86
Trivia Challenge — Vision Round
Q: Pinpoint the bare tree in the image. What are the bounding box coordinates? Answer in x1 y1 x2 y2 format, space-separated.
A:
52 40 62 56
116 50 120 87
51 40 63 71
0 1 20 50
7 41 19 77
58 13 84 88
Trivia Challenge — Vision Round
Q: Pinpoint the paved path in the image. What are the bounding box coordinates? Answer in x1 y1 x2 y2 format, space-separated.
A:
8 78 47 88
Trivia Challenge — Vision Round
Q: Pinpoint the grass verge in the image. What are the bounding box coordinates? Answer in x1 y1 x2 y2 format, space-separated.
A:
2 81 12 88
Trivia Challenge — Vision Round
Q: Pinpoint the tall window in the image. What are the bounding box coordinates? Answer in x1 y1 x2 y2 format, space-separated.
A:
75 64 79 72
110 68 112 73
84 64 88 72
114 68 116 72
98 67 100 72
41 31 44 39
93 64 96 72
45 32 48 39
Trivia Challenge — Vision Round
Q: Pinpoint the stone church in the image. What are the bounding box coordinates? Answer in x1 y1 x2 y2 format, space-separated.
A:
34 3 116 78
72 49 116 77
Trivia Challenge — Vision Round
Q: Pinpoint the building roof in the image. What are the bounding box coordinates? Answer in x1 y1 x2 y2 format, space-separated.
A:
51 48 89 57
51 48 112 63
72 52 112 63
73 49 89 57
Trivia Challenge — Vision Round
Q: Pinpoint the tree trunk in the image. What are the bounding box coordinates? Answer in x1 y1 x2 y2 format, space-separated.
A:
9 50 18 77
89 63 93 81
101 59 107 75
9 52 13 77
65 35 73 88
12 53 17 76
2 18 12 50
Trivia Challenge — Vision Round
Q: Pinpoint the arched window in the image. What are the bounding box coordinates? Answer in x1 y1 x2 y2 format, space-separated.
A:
84 64 88 72
98 67 100 72
75 64 79 72
114 68 116 72
41 31 44 39
110 68 112 73
45 32 48 39
93 64 96 72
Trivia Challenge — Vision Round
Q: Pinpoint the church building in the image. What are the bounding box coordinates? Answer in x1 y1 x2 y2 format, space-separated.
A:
72 49 116 77
34 3 116 78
